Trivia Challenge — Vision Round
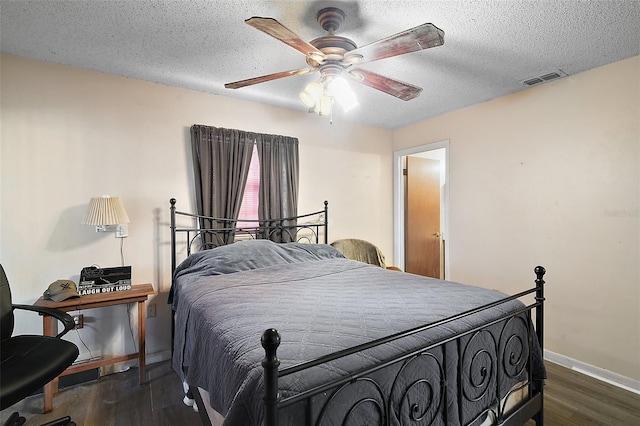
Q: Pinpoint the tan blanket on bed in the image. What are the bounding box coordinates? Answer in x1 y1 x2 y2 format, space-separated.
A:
330 238 386 268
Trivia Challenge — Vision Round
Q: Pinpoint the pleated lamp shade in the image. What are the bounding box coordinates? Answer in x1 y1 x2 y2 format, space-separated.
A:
82 196 130 226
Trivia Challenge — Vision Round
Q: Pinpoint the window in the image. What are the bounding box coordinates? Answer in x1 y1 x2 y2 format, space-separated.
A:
190 124 299 245
238 144 259 227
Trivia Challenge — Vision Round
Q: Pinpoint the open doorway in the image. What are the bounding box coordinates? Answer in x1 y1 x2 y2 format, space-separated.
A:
393 141 449 278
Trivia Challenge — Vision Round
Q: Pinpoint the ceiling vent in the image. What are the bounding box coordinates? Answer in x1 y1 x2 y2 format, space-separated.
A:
521 70 567 87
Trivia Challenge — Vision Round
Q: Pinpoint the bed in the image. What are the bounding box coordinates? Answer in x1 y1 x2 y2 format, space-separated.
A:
168 199 546 426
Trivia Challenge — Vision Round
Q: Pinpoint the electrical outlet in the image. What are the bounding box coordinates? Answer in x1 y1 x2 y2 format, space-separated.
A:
147 304 156 318
73 314 84 329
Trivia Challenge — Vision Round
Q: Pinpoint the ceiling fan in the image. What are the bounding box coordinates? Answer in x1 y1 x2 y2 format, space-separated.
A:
225 7 444 113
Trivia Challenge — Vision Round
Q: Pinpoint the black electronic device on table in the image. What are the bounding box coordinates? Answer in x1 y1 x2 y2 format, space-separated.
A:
79 266 132 295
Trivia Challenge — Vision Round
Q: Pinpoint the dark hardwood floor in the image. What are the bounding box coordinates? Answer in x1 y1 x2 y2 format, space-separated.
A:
530 362 640 425
2 361 639 425
0 361 200 426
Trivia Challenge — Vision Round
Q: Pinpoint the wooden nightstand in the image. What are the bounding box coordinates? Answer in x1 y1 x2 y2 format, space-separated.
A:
33 283 154 413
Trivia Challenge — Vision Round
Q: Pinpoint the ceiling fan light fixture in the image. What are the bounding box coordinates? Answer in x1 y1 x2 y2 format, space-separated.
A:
300 81 324 108
299 92 315 108
315 94 333 116
328 77 359 113
300 81 332 116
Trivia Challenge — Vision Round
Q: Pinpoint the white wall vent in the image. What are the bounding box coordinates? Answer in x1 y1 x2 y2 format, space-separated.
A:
522 70 568 86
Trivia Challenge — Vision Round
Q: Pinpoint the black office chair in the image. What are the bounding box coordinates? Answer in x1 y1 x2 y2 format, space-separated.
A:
1 265 80 426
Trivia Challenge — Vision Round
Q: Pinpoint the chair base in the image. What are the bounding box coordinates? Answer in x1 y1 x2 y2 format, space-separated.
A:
2 413 24 426
2 412 75 426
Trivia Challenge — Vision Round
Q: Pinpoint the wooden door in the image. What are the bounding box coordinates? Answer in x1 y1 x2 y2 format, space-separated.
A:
405 156 441 278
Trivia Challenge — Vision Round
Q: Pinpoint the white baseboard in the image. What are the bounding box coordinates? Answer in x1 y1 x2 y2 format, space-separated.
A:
544 350 640 395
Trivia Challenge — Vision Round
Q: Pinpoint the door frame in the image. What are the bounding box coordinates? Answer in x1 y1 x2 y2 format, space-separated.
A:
393 140 450 275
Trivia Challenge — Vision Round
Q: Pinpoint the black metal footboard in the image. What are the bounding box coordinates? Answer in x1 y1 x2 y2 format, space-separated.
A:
262 266 546 426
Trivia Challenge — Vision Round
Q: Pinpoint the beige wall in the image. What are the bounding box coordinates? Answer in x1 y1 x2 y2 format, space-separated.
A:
3 52 638 383
394 56 640 381
0 54 393 363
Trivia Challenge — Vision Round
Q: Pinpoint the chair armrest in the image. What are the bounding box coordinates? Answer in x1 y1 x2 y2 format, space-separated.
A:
12 304 76 338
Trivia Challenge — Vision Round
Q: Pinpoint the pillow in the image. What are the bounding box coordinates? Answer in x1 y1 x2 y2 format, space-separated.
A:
174 239 344 280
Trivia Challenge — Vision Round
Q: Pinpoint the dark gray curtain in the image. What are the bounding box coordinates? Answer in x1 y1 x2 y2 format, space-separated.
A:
191 125 254 247
256 134 299 242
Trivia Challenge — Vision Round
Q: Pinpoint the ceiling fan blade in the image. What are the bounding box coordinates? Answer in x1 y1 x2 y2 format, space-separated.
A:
347 23 444 65
225 68 315 89
246 17 325 59
348 69 423 101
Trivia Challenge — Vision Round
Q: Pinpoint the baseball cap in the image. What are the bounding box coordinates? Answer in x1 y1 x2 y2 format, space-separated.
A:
43 280 80 302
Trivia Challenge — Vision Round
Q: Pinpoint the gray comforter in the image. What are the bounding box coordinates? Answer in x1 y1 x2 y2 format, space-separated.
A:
171 240 543 425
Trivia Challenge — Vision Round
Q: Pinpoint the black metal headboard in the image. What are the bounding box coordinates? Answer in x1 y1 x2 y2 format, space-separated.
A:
169 198 329 279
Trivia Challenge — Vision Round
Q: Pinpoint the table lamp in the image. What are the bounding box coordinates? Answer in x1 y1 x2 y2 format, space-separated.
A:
82 195 130 238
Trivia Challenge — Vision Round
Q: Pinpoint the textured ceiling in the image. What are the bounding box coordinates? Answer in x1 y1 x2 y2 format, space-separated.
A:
1 0 639 129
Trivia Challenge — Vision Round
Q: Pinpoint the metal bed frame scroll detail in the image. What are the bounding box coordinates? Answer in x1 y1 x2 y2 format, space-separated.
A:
261 267 546 426
170 198 329 274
